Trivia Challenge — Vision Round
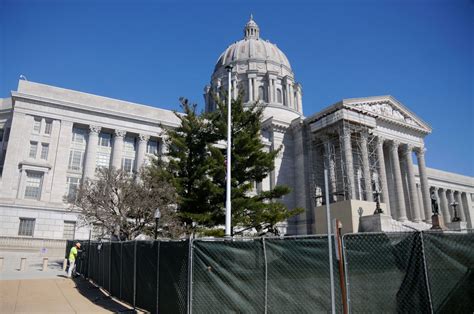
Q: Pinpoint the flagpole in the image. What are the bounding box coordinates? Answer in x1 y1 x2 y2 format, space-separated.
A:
225 65 233 237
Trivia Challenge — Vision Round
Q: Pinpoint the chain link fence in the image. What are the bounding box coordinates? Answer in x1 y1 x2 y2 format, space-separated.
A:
66 230 473 313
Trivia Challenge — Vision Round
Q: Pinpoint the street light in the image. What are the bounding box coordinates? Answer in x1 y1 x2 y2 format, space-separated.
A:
225 64 233 237
154 208 161 240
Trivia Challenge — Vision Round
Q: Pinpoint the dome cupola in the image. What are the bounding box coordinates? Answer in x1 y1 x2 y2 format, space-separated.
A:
204 16 303 122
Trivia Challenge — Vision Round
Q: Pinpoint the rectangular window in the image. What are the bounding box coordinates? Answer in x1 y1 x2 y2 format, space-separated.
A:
40 143 49 160
18 218 35 236
44 120 52 135
96 152 110 168
122 157 134 173
24 171 43 200
68 150 84 171
33 118 41 133
72 128 86 144
98 133 111 147
147 139 158 155
123 136 136 152
66 177 80 203
63 221 76 240
29 141 38 158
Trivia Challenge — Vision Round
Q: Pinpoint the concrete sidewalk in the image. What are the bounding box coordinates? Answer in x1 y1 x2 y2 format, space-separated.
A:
0 277 136 313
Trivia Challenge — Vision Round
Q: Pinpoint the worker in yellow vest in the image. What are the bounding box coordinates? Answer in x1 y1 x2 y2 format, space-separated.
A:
67 242 81 278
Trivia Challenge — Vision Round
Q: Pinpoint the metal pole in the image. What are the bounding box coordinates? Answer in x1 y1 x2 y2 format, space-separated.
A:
225 65 233 237
324 168 336 314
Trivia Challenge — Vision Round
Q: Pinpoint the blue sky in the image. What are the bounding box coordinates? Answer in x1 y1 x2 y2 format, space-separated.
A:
1 0 473 176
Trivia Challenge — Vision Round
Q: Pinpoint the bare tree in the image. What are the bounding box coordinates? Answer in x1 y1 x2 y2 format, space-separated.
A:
71 167 186 240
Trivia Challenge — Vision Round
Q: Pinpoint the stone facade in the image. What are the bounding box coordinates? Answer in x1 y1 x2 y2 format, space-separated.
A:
0 17 473 239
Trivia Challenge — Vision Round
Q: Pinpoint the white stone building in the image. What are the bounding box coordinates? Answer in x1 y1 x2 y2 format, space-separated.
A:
0 16 472 240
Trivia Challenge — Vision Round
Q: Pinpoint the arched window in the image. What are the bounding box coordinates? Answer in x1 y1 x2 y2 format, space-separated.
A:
258 86 265 102
277 88 282 103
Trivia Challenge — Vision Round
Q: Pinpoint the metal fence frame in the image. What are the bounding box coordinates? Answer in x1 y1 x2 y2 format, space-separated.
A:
68 229 473 314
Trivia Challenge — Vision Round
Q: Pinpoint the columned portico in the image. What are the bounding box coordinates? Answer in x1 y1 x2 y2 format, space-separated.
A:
83 125 101 178
111 129 126 169
454 191 466 222
389 140 407 221
415 147 432 222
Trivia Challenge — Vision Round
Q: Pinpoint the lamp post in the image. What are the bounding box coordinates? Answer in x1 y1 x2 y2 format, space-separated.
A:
450 201 460 222
154 208 161 240
225 65 233 237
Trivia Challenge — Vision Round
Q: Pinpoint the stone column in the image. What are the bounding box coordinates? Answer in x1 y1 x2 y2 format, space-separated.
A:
111 130 126 169
341 131 355 199
438 188 451 223
289 83 294 108
389 140 407 221
135 134 149 171
360 131 373 201
454 191 466 221
376 136 390 215
403 145 421 222
83 125 101 178
248 77 253 102
417 184 425 221
415 147 432 223
462 192 473 228
322 136 337 202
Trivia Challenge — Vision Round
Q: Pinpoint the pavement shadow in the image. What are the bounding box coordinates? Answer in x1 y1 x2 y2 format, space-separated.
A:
69 276 136 313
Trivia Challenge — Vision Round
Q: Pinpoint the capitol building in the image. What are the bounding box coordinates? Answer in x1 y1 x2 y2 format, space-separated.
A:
0 17 472 240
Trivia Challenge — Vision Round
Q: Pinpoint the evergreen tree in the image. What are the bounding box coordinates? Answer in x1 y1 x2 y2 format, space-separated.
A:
207 94 303 235
161 98 222 227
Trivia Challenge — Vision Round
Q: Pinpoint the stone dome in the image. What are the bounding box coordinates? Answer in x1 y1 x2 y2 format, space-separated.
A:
213 15 293 77
205 16 303 120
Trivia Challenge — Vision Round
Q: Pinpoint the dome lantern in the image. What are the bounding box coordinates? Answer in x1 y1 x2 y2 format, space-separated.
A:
244 14 260 39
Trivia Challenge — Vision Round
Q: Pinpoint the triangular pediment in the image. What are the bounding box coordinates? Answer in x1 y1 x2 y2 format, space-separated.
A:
343 96 432 133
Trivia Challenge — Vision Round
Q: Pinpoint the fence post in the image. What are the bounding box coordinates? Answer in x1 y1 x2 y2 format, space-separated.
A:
187 238 194 314
133 241 137 309
109 242 112 293
341 234 351 313
119 242 123 300
156 241 160 314
262 237 268 314
420 231 434 313
42 258 48 271
0 257 3 271
87 240 91 279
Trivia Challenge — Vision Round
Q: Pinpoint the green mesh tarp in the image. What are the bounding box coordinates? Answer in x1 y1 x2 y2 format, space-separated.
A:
110 242 122 298
343 232 430 313
135 241 159 313
192 239 265 313
121 241 136 306
265 236 342 313
423 231 474 314
158 240 189 314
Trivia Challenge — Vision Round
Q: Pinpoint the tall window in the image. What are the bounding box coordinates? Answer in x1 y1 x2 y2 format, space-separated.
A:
24 171 43 200
33 118 41 133
63 221 76 239
258 86 265 102
68 150 84 171
40 143 49 160
277 88 282 103
124 136 136 152
96 152 110 168
18 218 35 236
98 132 111 147
147 140 158 155
29 141 38 158
72 128 86 144
66 177 80 202
44 120 52 135
122 158 134 174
